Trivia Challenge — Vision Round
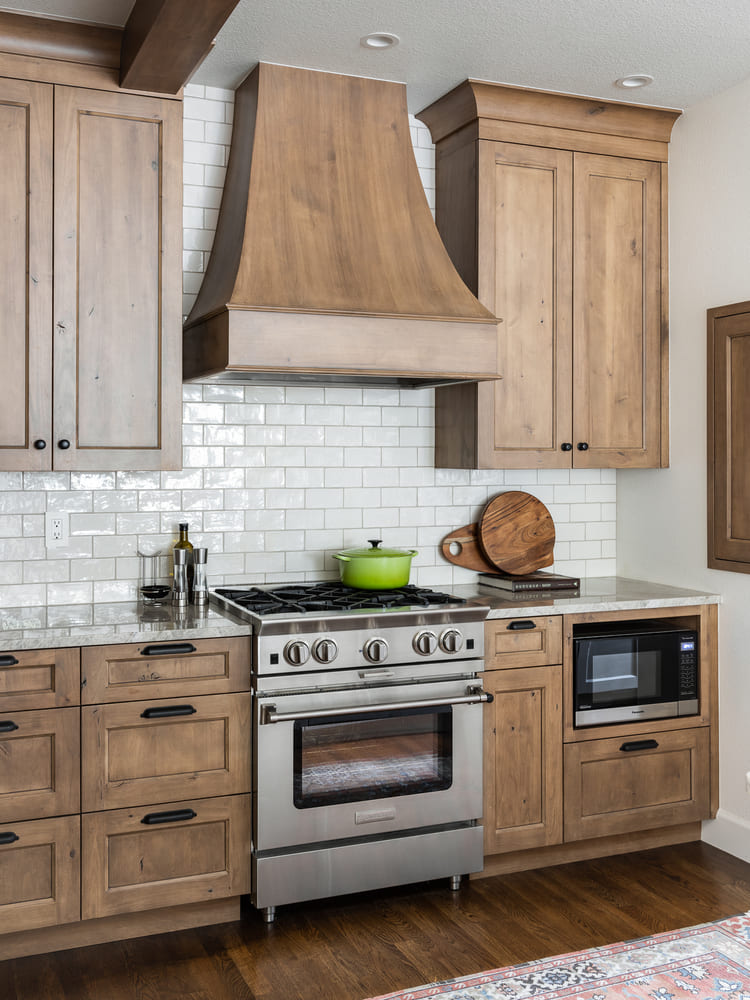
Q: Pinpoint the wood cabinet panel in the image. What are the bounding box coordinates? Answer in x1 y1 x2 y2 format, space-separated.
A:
483 664 562 854
0 77 52 470
0 646 79 711
564 727 710 841
0 707 80 821
81 693 251 811
485 617 562 670
573 153 662 467
81 794 251 919
81 636 251 703
52 86 182 470
0 815 80 931
708 302 750 571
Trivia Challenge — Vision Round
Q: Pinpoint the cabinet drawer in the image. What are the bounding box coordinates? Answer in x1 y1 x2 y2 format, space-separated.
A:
485 617 562 669
81 693 251 811
81 636 251 703
564 727 710 841
0 815 80 932
0 707 80 821
81 794 250 919
0 647 80 710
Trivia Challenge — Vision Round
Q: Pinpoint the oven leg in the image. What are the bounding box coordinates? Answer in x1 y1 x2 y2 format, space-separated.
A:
262 906 277 924
449 875 462 891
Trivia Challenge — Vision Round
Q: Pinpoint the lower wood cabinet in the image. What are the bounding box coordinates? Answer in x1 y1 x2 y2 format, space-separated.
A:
0 815 80 932
483 664 562 853
81 693 251 811
81 794 251 919
0 706 80 821
563 727 710 841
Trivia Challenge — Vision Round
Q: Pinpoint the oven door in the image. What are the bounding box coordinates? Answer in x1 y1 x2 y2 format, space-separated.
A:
254 666 488 850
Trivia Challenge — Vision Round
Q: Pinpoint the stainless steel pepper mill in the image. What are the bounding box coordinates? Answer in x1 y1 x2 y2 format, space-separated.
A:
172 547 190 606
193 547 209 605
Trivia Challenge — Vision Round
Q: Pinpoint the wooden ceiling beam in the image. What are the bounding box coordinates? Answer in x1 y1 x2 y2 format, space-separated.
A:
120 0 241 95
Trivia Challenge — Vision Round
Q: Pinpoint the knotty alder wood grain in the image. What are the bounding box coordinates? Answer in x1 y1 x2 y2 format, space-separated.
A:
3 842 750 1000
478 491 555 574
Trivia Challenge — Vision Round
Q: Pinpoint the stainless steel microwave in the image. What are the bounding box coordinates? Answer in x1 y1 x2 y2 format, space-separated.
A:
573 620 699 727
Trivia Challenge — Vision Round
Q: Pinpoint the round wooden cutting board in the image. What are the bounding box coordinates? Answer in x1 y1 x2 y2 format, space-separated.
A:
478 491 555 575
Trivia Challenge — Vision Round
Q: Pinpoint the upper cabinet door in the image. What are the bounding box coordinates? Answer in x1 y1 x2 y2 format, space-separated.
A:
0 78 53 470
572 153 662 468
476 141 573 468
53 87 182 471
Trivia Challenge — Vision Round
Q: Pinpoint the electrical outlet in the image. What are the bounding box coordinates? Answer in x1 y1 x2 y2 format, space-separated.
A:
45 512 69 548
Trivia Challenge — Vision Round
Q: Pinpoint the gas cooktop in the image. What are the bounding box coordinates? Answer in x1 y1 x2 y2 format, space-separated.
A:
211 581 489 633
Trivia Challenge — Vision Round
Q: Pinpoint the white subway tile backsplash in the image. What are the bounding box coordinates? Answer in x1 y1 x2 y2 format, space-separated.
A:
0 94 615 606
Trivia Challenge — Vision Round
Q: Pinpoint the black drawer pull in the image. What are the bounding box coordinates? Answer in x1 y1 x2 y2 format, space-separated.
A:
140 704 197 720
140 643 197 657
141 808 197 826
0 832 19 845
0 655 19 667
0 721 19 734
620 739 659 752
507 620 537 630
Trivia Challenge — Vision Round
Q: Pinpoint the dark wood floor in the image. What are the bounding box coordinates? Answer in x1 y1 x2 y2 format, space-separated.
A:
4 841 750 1000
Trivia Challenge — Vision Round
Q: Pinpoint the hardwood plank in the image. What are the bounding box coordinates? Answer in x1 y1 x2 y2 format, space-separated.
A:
4 842 750 999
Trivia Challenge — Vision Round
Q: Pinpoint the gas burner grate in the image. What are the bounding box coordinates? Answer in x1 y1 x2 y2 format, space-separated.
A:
215 583 464 616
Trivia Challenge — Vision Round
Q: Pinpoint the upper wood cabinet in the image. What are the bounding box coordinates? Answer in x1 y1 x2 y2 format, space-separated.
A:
0 78 182 471
418 82 680 469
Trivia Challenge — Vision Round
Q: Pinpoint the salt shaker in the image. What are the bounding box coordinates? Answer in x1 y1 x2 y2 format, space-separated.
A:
172 547 190 606
193 547 209 605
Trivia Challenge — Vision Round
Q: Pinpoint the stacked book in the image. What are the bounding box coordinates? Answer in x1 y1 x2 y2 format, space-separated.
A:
478 570 580 593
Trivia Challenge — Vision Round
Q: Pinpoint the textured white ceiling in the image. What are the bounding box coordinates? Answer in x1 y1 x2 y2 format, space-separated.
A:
3 0 750 113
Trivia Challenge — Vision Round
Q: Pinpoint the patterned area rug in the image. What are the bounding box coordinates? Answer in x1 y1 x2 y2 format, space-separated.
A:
366 912 750 1000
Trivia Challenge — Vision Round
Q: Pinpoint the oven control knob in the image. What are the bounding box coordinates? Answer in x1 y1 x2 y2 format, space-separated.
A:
439 628 464 654
413 630 438 656
283 639 310 666
363 637 389 663
312 638 338 664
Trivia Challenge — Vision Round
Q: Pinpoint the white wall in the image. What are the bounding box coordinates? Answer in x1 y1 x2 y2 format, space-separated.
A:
0 85 617 607
617 75 750 860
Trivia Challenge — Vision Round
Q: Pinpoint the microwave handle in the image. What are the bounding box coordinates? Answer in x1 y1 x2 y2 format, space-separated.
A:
619 739 659 752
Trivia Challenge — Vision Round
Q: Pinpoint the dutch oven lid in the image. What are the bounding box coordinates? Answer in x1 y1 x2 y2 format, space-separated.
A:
337 539 417 558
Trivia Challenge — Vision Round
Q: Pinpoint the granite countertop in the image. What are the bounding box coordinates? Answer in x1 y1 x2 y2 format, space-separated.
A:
0 577 720 652
453 576 721 619
0 600 251 651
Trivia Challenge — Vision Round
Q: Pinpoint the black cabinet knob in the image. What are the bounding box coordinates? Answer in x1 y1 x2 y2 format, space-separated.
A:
577 442 589 451
58 439 71 450
561 442 573 452
33 439 46 450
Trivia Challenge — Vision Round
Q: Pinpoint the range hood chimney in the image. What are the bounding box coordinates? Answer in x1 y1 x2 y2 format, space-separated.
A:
183 63 500 388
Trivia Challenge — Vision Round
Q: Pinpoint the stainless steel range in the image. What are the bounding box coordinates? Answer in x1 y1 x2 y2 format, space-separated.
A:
212 582 491 922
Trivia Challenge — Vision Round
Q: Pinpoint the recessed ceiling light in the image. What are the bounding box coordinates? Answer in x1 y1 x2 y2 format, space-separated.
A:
614 74 654 89
360 32 400 50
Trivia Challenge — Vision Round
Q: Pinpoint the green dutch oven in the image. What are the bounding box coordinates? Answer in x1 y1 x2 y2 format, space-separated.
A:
332 539 418 589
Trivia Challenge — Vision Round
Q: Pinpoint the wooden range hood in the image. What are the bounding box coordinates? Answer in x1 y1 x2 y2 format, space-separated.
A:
183 63 500 387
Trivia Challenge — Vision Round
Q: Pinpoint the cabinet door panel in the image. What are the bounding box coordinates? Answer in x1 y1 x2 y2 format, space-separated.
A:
484 664 562 854
485 617 562 669
81 794 250 919
81 693 251 811
0 646 80 711
53 86 181 470
477 142 573 468
573 153 661 466
0 707 80 821
0 78 52 470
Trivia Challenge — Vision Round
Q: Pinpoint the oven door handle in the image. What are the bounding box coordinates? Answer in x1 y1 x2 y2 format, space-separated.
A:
260 686 493 724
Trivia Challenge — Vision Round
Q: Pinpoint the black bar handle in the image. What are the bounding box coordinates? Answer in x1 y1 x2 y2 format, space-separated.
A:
141 808 197 826
620 739 659 752
0 721 19 734
0 832 19 845
140 643 197 657
140 704 197 720
507 620 537 630
0 655 19 667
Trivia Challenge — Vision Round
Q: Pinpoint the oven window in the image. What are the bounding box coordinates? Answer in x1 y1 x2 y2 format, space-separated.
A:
293 705 453 809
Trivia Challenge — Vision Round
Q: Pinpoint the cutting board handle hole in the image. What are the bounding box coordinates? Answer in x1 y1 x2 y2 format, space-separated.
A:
448 541 462 556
